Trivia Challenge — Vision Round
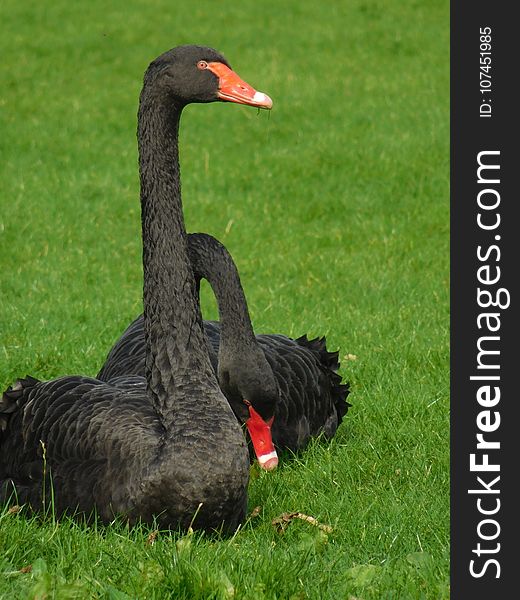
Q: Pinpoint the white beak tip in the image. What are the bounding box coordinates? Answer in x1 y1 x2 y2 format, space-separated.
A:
253 91 273 109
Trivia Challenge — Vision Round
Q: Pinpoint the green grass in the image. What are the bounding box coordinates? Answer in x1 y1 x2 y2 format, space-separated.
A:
0 0 449 597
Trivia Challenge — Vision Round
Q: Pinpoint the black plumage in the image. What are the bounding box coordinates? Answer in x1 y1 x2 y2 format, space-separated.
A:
1 45 273 531
97 234 351 455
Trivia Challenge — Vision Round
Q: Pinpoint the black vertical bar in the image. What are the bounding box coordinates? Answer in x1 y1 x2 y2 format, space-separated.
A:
451 2 517 597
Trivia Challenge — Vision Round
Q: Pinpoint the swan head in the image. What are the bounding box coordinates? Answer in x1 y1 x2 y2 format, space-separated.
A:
143 45 273 109
218 358 280 471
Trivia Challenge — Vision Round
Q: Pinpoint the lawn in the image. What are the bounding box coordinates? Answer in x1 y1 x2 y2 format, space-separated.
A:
0 0 449 598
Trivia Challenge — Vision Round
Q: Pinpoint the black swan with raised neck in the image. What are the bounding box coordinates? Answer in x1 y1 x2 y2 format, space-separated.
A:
98 233 350 457
0 45 273 531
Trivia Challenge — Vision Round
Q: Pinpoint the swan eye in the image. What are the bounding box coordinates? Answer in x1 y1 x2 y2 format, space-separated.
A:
197 60 208 70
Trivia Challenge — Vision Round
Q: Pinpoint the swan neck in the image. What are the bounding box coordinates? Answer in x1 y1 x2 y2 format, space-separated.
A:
189 235 257 350
137 92 217 419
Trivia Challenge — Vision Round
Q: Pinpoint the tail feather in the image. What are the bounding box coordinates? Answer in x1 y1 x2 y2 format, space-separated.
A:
1 375 40 433
295 335 341 372
295 334 352 424
334 383 351 423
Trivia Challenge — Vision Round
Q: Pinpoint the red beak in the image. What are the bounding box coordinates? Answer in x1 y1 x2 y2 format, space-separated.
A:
206 62 273 109
245 402 278 470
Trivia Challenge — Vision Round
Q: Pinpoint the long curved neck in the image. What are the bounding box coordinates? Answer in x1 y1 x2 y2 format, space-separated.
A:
138 89 217 425
187 234 257 354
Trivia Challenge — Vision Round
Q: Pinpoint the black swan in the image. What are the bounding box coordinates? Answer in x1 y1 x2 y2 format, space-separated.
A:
97 234 351 456
0 45 273 531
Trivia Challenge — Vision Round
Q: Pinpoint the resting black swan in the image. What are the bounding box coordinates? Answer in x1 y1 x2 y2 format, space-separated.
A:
0 45 273 531
98 234 351 456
